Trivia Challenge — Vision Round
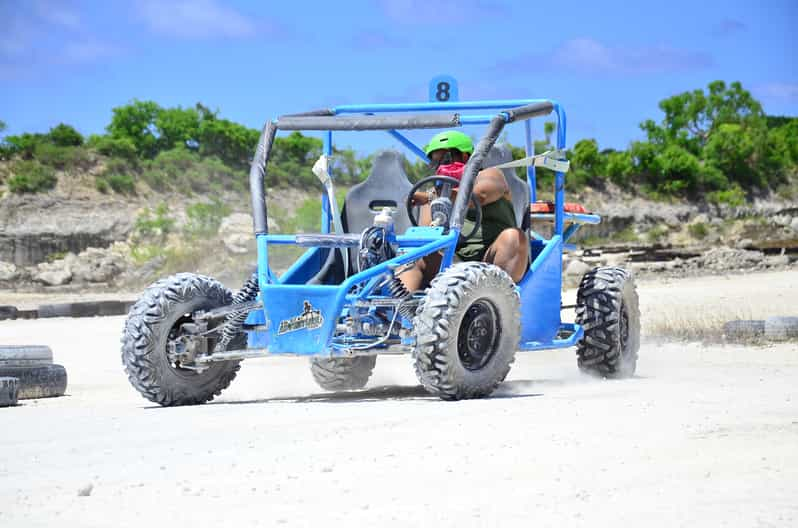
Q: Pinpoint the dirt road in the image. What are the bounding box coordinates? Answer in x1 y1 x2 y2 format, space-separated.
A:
1 272 797 527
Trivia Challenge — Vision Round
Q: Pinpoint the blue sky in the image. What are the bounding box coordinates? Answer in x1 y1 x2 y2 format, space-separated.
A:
1 0 796 154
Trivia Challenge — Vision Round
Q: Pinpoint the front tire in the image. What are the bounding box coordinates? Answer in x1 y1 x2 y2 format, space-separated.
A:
412 262 520 400
121 273 242 406
575 267 640 378
309 356 376 391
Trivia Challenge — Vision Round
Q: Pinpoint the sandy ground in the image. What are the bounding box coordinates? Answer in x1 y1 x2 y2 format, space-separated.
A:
1 272 797 527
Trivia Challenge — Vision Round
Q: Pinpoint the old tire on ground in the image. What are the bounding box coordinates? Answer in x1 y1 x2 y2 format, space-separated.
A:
723 320 765 341
0 364 67 399
121 273 243 407
0 377 19 407
0 345 53 367
310 356 377 391
764 316 798 341
412 262 520 401
576 267 640 378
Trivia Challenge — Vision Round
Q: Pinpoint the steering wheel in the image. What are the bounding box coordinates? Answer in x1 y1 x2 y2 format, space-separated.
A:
406 175 482 241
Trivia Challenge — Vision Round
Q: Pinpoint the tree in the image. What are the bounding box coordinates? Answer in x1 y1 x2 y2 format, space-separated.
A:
48 123 83 147
107 100 162 158
197 118 259 170
155 106 201 152
0 120 6 134
703 123 760 187
645 81 765 153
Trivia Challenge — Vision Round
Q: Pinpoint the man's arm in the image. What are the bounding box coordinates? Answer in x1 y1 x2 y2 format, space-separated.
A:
473 167 510 205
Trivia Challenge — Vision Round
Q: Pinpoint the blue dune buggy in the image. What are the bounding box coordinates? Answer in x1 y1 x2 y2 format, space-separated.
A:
122 98 640 406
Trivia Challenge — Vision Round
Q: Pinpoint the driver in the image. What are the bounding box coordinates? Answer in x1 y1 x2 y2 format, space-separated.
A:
402 130 529 291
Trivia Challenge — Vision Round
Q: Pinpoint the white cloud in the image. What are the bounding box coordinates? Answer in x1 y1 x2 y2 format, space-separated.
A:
136 0 257 39
33 0 82 31
753 82 798 103
377 0 505 24
494 37 713 76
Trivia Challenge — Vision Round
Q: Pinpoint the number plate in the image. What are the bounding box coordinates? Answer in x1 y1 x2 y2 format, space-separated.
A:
429 75 459 103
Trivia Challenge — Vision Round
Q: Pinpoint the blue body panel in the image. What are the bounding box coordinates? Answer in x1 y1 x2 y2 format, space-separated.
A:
518 236 563 346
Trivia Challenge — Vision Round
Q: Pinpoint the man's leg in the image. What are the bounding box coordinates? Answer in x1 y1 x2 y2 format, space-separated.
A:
483 228 529 283
399 251 442 292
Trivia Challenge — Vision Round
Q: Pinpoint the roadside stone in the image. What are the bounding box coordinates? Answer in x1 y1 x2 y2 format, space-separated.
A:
33 259 73 286
735 238 755 250
564 260 591 278
692 213 710 225
71 247 126 283
791 217 798 233
765 255 790 267
77 483 93 497
0 261 20 281
604 252 629 267
35 269 72 286
219 213 259 255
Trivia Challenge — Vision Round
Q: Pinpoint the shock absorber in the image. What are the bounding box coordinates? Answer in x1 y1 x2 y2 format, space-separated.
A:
215 272 259 352
388 277 417 319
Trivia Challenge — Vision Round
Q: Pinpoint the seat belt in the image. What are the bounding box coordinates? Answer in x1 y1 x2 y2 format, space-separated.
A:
488 150 570 173
312 155 348 278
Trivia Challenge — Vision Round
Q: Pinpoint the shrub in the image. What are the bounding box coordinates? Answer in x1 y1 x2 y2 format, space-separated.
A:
707 184 747 207
47 123 83 147
185 198 231 236
34 143 89 169
134 203 175 241
688 222 709 239
88 135 137 160
646 225 670 243
7 161 57 193
105 173 136 194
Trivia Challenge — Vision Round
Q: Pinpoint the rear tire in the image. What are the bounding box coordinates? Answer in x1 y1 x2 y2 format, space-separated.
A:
121 273 242 406
575 267 640 378
412 262 520 400
309 356 376 391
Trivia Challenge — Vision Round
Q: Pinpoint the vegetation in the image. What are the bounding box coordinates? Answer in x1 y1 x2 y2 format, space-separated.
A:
0 81 795 202
7 161 57 193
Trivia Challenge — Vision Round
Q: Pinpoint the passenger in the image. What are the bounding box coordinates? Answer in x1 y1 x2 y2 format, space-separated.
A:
402 130 529 290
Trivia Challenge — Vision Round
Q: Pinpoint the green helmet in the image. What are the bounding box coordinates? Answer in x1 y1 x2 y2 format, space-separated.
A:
423 130 474 155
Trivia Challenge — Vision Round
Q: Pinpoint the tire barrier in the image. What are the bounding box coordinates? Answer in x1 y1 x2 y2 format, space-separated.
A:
0 377 18 407
764 316 798 341
0 345 53 367
722 320 766 341
0 364 67 399
0 300 134 320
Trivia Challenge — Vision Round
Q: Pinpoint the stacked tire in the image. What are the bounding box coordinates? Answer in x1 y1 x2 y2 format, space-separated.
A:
0 346 67 406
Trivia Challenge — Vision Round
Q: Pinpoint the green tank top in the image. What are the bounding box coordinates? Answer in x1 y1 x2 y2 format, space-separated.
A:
456 197 517 261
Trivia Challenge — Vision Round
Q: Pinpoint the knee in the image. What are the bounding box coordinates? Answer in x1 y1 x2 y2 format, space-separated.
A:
497 228 526 252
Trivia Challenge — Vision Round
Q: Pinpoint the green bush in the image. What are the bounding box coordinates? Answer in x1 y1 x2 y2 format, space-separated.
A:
95 177 109 193
185 198 231 236
48 123 83 147
33 143 89 169
134 203 175 240
7 161 57 193
88 135 138 160
688 222 709 239
646 225 670 243
707 184 747 207
142 146 245 193
106 173 136 194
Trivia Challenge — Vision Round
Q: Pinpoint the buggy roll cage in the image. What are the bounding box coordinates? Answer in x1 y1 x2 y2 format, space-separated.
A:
248 99 577 287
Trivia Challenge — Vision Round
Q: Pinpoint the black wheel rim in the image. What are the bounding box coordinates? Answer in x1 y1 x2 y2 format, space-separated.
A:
166 313 210 377
457 299 500 371
619 302 629 358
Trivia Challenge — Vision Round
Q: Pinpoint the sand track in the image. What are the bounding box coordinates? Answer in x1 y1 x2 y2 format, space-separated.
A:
0 271 796 527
